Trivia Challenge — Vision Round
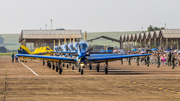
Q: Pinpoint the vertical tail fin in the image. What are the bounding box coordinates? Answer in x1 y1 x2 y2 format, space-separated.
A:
18 45 31 54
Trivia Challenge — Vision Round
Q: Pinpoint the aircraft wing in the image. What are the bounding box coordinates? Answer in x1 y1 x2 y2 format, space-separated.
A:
89 54 127 58
88 54 151 62
89 51 113 54
16 54 77 63
55 51 77 54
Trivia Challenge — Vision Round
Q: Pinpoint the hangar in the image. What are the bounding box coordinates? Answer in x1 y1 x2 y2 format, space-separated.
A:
87 29 180 51
19 29 82 50
120 29 180 50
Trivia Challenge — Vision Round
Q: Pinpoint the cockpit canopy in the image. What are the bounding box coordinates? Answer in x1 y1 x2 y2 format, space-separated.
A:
79 41 89 51
73 42 79 51
61 44 68 52
68 43 74 51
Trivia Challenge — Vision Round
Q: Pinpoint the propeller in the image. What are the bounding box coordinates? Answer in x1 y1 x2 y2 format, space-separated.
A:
76 47 93 67
84 47 93 54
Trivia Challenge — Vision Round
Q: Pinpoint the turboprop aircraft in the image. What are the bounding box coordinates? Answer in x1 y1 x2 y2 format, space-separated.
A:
16 39 151 75
19 45 54 55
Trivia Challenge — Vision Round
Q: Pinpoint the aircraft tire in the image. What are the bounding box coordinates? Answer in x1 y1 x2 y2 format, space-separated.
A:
105 67 108 74
72 66 74 70
79 68 81 72
53 64 55 70
81 68 84 75
43 60 45 66
97 65 99 72
59 68 62 74
56 66 58 72
67 64 68 68
49 64 51 68
89 64 92 70
62 63 64 67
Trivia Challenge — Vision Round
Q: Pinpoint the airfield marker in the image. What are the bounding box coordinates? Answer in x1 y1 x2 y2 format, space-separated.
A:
19 60 39 76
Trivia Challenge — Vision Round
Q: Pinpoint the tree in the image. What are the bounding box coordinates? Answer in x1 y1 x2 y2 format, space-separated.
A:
154 27 160 30
0 46 7 53
147 25 165 31
161 27 165 29
0 35 4 45
147 25 154 31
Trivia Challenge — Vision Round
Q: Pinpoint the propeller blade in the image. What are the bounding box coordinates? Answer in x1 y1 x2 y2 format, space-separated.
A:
78 44 81 53
85 47 93 54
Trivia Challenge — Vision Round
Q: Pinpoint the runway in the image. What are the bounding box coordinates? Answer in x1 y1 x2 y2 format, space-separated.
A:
0 56 180 101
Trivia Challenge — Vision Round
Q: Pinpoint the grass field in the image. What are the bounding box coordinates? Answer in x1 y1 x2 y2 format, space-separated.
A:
0 31 140 50
1 34 21 50
0 52 17 56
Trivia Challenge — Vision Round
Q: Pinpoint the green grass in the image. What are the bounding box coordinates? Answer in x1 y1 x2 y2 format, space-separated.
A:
0 52 17 56
0 31 140 51
1 34 21 50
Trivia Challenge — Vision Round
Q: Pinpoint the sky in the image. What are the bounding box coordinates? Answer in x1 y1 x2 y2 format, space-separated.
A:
0 0 180 34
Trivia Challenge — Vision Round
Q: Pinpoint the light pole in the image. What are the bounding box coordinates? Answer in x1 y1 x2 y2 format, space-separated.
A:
51 19 52 30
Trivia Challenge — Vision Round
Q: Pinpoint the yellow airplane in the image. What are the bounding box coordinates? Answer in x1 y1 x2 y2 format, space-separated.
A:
18 45 53 55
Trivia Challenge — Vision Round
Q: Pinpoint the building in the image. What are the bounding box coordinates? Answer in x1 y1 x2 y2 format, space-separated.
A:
120 29 180 50
19 29 82 50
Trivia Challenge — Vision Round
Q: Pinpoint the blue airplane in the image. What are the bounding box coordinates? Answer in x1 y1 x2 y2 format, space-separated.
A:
16 40 151 75
53 41 128 69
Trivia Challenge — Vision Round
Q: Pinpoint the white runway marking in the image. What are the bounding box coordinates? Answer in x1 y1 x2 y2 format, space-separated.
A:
19 60 39 76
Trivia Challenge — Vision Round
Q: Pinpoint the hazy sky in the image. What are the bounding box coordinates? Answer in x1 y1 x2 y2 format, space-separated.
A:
0 0 180 33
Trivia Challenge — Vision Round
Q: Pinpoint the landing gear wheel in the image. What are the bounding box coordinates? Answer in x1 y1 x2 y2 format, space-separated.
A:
53 64 55 70
81 68 84 75
59 68 62 74
105 67 108 74
56 66 58 72
96 65 99 72
49 64 51 68
43 60 45 66
67 64 68 68
79 68 81 72
89 64 92 70
62 63 64 67
72 66 74 70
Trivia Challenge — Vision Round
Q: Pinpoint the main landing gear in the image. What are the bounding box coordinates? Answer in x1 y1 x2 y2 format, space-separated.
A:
43 60 45 66
52 62 55 70
89 63 92 70
104 60 108 74
47 61 51 68
96 63 100 72
71 64 74 70
56 62 59 72
59 61 63 74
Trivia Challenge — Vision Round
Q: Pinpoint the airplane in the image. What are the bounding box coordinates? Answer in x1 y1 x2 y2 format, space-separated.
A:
19 45 53 55
16 40 151 75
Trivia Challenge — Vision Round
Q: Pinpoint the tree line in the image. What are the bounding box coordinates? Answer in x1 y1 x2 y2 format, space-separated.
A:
147 25 165 31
